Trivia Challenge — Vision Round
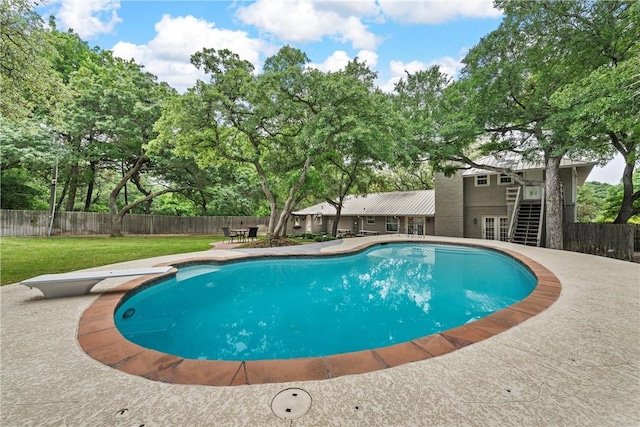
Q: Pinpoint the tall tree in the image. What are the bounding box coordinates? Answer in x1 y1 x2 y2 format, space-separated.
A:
488 0 637 240
102 59 178 236
0 116 54 209
156 47 316 237
55 44 178 235
0 0 61 120
393 67 452 166
1 1 66 213
552 53 639 223
47 29 103 211
158 46 384 238
147 136 266 216
313 60 396 236
408 0 637 249
370 164 435 193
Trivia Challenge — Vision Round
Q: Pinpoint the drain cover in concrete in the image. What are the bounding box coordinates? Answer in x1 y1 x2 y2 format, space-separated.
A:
271 388 312 420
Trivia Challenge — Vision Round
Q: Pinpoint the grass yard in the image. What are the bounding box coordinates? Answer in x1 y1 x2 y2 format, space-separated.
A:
0 235 221 286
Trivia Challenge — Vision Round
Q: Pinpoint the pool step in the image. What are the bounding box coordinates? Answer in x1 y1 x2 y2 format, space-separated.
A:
176 266 221 282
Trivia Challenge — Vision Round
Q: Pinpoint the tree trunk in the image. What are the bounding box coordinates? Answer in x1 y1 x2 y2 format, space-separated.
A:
110 210 123 237
84 161 97 211
272 157 313 237
122 161 129 206
253 161 279 235
56 176 69 211
109 155 148 237
65 163 79 211
109 193 123 237
332 203 343 237
614 159 638 223
545 156 563 250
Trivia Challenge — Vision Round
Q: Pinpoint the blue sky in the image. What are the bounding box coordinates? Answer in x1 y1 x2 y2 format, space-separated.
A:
37 0 623 183
39 0 504 92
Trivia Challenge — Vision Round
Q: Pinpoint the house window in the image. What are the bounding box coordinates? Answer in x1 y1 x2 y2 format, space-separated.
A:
499 174 513 185
315 215 322 225
293 216 300 226
366 216 375 225
475 175 489 187
385 216 399 233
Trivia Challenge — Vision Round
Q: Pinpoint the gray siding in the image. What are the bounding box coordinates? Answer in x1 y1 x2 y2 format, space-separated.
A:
464 206 508 239
459 168 580 239
425 219 435 235
464 174 511 207
434 172 464 237
463 174 510 238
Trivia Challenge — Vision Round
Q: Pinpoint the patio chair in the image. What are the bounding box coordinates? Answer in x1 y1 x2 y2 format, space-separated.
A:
222 227 238 243
247 226 259 241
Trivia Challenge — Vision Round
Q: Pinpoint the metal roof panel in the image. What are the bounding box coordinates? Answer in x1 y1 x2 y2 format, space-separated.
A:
293 190 435 216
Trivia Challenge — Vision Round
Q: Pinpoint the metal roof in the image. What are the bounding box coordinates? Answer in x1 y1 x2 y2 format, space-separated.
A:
293 190 435 217
462 152 597 177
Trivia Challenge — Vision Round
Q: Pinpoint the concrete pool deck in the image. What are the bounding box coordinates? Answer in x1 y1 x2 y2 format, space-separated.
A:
1 235 639 426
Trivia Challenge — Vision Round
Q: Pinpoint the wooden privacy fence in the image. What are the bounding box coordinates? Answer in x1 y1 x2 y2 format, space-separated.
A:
0 210 270 237
563 223 637 261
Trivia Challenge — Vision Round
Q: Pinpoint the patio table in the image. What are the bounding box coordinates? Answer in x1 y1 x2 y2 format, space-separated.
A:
232 228 248 242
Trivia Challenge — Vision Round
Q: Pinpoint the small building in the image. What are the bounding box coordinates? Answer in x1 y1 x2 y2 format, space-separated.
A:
292 190 435 237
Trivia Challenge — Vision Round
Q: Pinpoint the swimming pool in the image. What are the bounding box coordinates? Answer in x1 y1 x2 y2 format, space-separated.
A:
114 243 536 361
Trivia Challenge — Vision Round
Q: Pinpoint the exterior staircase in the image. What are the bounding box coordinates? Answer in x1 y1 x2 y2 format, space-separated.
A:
512 203 542 246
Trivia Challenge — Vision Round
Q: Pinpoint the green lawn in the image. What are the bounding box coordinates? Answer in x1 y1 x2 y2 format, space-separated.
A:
0 235 222 286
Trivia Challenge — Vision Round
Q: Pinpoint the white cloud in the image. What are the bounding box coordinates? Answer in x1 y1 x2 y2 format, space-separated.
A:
52 0 121 39
379 56 462 92
310 49 378 73
379 59 429 92
432 56 462 78
314 0 380 18
309 51 351 72
356 50 379 69
110 15 271 93
379 0 501 24
236 0 381 50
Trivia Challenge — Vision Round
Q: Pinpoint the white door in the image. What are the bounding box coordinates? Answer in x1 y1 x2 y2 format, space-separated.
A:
483 216 509 241
407 216 425 235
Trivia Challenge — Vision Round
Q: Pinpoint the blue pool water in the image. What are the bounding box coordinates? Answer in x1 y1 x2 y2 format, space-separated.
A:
115 243 536 361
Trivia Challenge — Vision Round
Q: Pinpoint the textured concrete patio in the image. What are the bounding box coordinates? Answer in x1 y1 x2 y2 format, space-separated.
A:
1 235 639 426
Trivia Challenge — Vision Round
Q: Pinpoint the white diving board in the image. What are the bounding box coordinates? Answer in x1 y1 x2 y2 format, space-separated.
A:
20 266 174 299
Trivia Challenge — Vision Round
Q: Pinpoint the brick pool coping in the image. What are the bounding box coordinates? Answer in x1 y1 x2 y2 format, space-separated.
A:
77 242 561 386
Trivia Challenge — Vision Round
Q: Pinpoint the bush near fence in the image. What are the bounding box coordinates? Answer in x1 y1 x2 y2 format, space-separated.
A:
0 210 271 237
563 223 637 261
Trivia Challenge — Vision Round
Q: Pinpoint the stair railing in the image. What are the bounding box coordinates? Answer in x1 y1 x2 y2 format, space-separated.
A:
506 186 522 243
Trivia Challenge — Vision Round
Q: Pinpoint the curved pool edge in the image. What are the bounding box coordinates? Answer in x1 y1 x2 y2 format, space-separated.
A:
77 240 561 386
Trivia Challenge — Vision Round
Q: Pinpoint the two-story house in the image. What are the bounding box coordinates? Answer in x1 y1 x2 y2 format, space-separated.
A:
434 152 595 245
292 152 595 246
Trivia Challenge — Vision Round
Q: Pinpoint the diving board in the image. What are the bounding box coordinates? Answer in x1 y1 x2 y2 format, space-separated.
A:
20 266 174 299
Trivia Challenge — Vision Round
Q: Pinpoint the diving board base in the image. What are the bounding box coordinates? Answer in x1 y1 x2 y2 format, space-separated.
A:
20 267 174 299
